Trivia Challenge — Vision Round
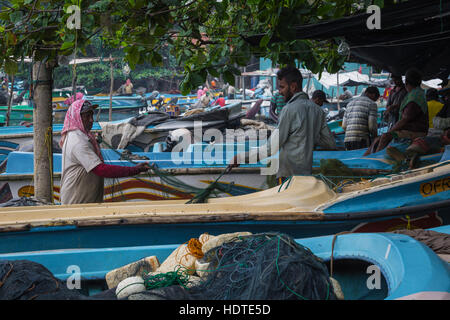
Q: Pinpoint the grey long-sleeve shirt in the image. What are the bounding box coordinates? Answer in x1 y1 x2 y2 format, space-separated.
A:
238 91 336 177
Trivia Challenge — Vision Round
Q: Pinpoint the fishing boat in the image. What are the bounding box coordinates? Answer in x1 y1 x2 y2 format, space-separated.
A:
0 157 448 247
53 95 148 123
0 122 103 164
0 92 144 126
0 104 34 126
0 146 270 204
0 225 448 300
0 142 446 204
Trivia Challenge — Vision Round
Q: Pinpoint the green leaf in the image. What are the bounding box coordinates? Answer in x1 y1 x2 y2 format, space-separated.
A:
223 70 235 86
207 67 220 78
4 60 18 75
60 42 73 50
180 73 192 95
126 46 140 69
9 11 23 24
373 0 384 8
259 34 270 48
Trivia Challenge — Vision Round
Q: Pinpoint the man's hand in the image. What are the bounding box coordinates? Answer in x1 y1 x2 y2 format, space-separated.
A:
229 155 240 168
135 162 152 173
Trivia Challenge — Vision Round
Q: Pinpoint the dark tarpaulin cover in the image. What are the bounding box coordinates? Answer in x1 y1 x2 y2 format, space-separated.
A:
340 79 392 88
129 108 230 128
243 0 450 80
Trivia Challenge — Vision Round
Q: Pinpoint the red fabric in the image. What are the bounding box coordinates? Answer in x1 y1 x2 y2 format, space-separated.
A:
400 101 428 133
215 97 226 107
92 163 141 178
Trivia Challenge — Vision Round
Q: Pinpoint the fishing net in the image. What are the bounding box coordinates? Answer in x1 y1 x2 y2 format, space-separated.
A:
100 137 234 203
0 260 117 300
0 197 50 207
140 233 338 300
0 260 87 300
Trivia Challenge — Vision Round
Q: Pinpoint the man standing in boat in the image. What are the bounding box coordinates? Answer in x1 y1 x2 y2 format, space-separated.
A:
341 86 380 150
229 66 336 179
59 99 151 204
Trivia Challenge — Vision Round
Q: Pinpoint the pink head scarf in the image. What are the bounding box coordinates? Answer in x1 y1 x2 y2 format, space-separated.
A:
59 99 103 160
64 92 84 106
126 79 132 86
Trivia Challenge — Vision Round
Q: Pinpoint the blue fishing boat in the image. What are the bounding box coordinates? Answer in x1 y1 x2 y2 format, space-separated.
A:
0 122 103 163
0 143 447 204
53 95 148 123
0 158 448 248
0 226 448 299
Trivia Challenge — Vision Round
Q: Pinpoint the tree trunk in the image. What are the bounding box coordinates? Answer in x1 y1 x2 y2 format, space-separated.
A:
33 59 54 203
109 54 113 122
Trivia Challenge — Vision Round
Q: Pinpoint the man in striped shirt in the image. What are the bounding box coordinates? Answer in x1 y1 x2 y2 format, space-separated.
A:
270 91 287 115
341 86 380 150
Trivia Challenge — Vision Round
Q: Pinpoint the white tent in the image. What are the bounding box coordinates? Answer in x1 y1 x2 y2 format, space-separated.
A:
314 71 371 89
422 79 444 90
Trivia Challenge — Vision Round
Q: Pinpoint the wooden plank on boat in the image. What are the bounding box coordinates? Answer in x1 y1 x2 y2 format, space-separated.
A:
0 176 332 230
0 167 260 181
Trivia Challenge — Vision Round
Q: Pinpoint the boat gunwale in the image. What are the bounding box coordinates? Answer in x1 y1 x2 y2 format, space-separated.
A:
0 198 447 233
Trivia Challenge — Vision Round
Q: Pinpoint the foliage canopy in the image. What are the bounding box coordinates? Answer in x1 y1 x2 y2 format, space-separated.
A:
0 0 385 94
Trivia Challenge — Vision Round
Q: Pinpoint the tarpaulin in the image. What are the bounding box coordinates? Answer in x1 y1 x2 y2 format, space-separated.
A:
243 0 450 81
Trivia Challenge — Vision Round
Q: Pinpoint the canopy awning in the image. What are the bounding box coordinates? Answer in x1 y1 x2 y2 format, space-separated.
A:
243 0 450 81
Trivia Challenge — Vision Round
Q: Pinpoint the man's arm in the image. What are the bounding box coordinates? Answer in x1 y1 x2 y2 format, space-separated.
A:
389 102 422 132
368 103 378 138
317 112 337 150
92 162 150 178
341 109 347 131
231 107 291 166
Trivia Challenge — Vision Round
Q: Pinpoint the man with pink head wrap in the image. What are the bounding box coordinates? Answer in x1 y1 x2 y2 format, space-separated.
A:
59 99 150 204
63 92 84 106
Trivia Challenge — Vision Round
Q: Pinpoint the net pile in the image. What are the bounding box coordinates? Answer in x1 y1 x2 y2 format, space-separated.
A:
145 233 337 300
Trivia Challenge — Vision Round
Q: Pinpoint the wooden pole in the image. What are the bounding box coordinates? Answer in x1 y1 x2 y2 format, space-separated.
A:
109 55 113 122
306 73 311 95
242 67 246 101
33 58 55 203
6 75 14 127
71 63 77 98
336 70 340 111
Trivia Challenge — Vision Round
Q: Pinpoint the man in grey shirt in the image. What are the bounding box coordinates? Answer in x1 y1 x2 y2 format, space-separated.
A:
230 66 336 179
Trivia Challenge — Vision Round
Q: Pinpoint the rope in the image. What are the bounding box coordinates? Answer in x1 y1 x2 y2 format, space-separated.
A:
0 262 13 289
96 136 235 202
175 238 205 268
143 266 191 290
277 176 292 192
330 231 352 278
186 238 204 259
406 215 412 230
185 165 234 204
275 235 308 300
98 136 200 194
44 126 54 203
